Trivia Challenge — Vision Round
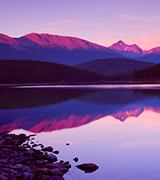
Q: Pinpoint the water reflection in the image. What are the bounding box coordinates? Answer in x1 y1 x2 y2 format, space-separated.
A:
0 85 160 132
12 111 160 180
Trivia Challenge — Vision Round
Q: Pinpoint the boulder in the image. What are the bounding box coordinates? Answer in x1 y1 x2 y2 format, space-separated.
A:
76 163 99 173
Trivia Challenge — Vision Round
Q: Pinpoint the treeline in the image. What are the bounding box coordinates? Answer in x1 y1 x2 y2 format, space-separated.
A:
0 59 109 84
132 63 160 81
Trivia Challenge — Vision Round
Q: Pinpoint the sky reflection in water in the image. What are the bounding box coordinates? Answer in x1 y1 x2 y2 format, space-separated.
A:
1 85 160 179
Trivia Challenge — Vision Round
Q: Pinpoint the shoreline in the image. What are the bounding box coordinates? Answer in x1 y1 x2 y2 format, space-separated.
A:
0 81 160 89
0 131 71 180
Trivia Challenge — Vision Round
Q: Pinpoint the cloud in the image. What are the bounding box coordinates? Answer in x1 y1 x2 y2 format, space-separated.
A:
49 20 75 26
49 22 61 26
115 14 160 22
77 23 104 27
63 20 75 23
115 14 139 21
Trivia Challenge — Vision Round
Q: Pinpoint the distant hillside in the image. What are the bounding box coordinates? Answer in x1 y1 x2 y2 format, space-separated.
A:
0 33 123 65
74 58 155 75
0 59 109 84
132 63 160 81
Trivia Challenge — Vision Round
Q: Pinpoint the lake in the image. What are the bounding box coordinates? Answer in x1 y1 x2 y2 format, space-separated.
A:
1 84 160 180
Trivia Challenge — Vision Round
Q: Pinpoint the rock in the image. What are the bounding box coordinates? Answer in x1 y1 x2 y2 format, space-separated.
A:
32 144 39 148
18 133 27 140
36 160 46 165
12 164 23 170
21 172 34 180
44 163 57 169
76 163 99 173
42 174 50 180
58 167 68 174
50 168 63 177
0 159 8 164
27 149 34 154
22 166 32 173
41 146 53 152
47 154 57 162
73 157 78 162
64 161 69 164
50 176 64 180
37 167 49 174
0 174 8 180
54 162 71 169
53 150 59 154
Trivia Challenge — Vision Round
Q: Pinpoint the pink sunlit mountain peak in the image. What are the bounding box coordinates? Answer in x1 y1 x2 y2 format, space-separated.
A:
108 40 144 58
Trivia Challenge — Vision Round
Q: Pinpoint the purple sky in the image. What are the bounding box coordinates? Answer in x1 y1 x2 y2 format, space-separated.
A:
0 0 160 50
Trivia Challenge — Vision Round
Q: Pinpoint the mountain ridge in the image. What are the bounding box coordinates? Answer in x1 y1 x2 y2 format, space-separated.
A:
108 40 144 58
0 33 123 65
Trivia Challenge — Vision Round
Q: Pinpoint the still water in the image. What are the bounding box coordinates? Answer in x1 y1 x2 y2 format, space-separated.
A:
1 84 160 180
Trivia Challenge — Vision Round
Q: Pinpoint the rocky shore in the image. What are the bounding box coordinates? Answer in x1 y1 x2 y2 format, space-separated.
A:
0 131 71 180
0 131 99 180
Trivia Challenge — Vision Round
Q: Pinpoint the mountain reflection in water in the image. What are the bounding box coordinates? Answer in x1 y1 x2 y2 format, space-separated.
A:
0 86 160 132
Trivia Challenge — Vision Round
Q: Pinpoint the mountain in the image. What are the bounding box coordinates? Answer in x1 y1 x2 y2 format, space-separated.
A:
74 58 155 75
108 40 144 58
108 40 160 63
0 33 123 65
138 46 160 63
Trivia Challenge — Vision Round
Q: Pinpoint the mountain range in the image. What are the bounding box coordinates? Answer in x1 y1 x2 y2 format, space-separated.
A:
0 33 160 65
0 33 122 65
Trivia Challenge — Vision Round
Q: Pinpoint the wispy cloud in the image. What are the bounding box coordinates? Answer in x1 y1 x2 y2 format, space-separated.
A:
49 20 75 26
115 14 160 22
63 20 75 24
48 22 61 26
77 23 104 27
116 14 139 21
